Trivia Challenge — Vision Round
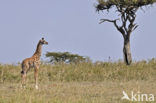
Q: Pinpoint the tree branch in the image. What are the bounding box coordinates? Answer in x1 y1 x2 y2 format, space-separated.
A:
99 19 118 24
99 18 126 38
133 24 138 31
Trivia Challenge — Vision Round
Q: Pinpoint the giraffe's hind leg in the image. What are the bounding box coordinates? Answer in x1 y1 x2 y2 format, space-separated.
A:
21 71 26 88
21 65 29 88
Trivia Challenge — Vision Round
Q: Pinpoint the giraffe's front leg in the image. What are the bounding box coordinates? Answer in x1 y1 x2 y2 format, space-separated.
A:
34 67 39 89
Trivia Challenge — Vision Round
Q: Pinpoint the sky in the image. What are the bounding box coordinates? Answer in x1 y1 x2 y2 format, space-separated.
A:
0 0 156 64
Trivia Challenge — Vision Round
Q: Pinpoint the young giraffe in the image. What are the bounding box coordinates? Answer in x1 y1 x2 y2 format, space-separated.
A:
21 38 48 89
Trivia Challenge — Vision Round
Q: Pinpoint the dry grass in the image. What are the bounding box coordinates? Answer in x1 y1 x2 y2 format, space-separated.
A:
0 81 156 103
0 60 156 103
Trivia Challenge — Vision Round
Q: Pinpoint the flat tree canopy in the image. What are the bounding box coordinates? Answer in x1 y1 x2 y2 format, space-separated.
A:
46 52 90 64
96 0 156 11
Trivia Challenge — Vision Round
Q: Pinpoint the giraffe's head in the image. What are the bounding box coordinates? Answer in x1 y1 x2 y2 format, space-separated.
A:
39 38 48 45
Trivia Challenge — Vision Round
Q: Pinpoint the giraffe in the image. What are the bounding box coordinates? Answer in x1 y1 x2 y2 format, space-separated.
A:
21 37 48 89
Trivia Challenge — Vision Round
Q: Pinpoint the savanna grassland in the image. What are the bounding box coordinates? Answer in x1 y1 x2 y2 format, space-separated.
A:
0 60 156 103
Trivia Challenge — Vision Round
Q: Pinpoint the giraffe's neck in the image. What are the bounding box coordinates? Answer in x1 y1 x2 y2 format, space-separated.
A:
33 42 42 59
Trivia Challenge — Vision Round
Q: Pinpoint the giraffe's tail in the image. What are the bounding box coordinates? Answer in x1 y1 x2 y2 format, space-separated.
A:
21 62 25 74
21 71 24 74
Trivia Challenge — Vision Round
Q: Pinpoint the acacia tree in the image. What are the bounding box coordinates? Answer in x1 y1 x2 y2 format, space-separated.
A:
46 52 90 64
96 0 156 65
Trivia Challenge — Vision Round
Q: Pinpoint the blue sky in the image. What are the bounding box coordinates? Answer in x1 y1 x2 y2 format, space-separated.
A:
0 0 156 64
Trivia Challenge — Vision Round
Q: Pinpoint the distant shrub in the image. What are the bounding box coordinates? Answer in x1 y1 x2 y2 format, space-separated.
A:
46 52 91 64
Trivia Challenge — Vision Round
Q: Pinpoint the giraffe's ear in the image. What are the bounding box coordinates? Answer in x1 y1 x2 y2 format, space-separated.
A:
42 38 44 40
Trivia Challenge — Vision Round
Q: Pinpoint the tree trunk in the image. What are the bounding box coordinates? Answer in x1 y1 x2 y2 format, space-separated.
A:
123 37 132 65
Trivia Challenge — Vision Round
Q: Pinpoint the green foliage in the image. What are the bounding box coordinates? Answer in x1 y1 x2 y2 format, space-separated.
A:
46 52 90 64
